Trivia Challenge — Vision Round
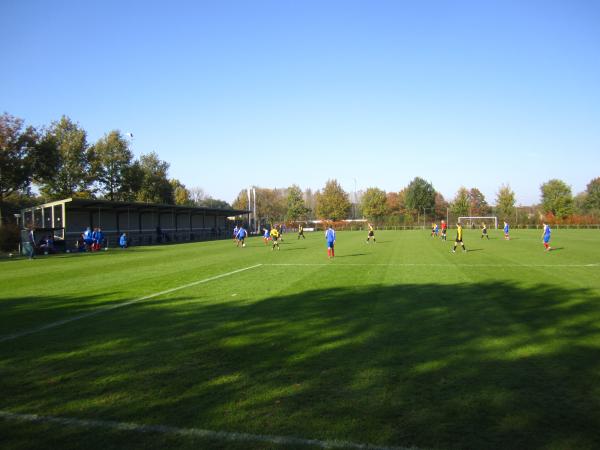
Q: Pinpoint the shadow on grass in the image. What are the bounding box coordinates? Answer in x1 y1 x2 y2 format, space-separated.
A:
1 281 600 450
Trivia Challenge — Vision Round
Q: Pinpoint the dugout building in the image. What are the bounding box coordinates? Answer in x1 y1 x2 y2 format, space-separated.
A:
19 198 248 252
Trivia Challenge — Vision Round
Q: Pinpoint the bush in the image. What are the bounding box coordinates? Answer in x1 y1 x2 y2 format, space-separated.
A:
0 224 20 252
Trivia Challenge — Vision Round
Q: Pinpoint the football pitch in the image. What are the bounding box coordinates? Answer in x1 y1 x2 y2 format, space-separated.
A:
1 229 599 450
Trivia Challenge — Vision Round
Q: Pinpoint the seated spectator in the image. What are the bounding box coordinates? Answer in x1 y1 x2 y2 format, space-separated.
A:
83 227 93 250
119 232 128 249
95 227 106 250
76 233 86 252
38 235 55 254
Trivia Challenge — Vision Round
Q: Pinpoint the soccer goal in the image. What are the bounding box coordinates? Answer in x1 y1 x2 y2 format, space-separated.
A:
458 216 498 229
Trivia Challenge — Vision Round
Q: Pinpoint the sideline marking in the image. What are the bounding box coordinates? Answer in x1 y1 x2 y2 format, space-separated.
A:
0 264 262 343
0 410 416 450
263 263 599 268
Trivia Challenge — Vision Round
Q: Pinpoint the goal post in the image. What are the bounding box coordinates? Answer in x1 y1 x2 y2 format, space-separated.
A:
458 216 498 229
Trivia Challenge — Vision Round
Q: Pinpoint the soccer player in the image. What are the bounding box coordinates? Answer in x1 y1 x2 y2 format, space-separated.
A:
236 226 247 247
431 222 436 237
325 224 336 258
542 222 552 251
440 220 447 241
298 224 305 239
366 223 376 243
233 225 239 243
263 228 270 245
481 222 489 239
119 232 128 249
503 221 510 240
452 222 467 253
270 226 280 250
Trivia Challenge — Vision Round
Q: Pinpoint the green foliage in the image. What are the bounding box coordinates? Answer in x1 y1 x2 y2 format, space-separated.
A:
136 152 173 204
434 192 448 219
36 116 93 200
451 187 470 216
361 187 387 220
92 131 133 201
315 179 351 221
540 179 574 218
468 188 490 216
170 179 193 206
584 177 600 212
286 184 310 221
404 177 436 214
496 184 516 221
0 113 38 223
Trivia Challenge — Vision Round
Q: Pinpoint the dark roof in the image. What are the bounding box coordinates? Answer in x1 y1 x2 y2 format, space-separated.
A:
30 198 249 216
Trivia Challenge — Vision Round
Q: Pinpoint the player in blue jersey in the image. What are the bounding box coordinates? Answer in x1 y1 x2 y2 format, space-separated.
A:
236 226 247 247
263 228 270 245
233 225 239 243
119 232 128 249
542 222 552 251
325 224 336 258
503 221 510 240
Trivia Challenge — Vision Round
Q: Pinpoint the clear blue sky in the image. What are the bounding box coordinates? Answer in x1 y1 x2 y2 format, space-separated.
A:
2 0 599 205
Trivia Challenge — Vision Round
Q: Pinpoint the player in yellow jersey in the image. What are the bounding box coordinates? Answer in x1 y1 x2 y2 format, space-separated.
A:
480 222 489 239
452 222 467 253
298 224 305 239
366 223 376 243
270 227 280 250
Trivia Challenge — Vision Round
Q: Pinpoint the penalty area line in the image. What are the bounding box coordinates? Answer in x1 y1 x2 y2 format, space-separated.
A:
0 264 262 344
0 410 417 450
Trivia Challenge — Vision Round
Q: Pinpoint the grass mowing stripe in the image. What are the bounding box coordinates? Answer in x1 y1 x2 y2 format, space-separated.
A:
0 264 262 343
0 410 418 450
263 263 600 267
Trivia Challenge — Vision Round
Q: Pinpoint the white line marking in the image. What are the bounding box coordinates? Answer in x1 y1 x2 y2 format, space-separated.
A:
0 410 416 450
0 264 262 343
264 263 600 268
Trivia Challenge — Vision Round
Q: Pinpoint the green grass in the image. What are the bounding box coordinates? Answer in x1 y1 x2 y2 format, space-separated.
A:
1 229 600 450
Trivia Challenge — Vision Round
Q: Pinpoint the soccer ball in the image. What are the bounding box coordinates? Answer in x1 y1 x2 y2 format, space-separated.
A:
66 249 70 253
104 248 108 251
8 253 13 258
242 243 246 247
44 251 48 255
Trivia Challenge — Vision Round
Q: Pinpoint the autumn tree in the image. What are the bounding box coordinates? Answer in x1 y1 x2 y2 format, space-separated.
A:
361 187 387 220
404 177 436 216
540 179 573 218
92 130 133 201
451 187 470 216
495 184 516 221
315 179 351 221
286 184 310 221
36 116 93 199
0 113 38 223
469 188 491 216
136 152 173 204
584 177 600 212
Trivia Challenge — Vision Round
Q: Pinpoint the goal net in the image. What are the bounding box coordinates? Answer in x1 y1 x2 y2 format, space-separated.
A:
458 216 498 229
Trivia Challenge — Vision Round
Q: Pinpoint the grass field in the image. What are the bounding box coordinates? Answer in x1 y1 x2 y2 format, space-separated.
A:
1 228 600 450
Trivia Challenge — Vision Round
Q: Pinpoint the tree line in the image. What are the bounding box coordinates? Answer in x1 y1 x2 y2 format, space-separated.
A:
232 177 600 225
0 113 230 224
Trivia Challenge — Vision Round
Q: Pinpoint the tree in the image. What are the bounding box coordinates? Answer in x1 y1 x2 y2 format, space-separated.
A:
584 177 600 212
469 188 491 216
189 187 207 205
170 179 192 205
304 188 317 220
451 187 470 216
386 192 401 216
36 116 93 200
92 130 133 201
136 152 173 204
540 179 573 218
434 192 448 219
0 113 37 224
199 197 231 209
315 179 351 221
495 184 516 221
404 177 436 215
361 187 387 220
286 184 310 221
